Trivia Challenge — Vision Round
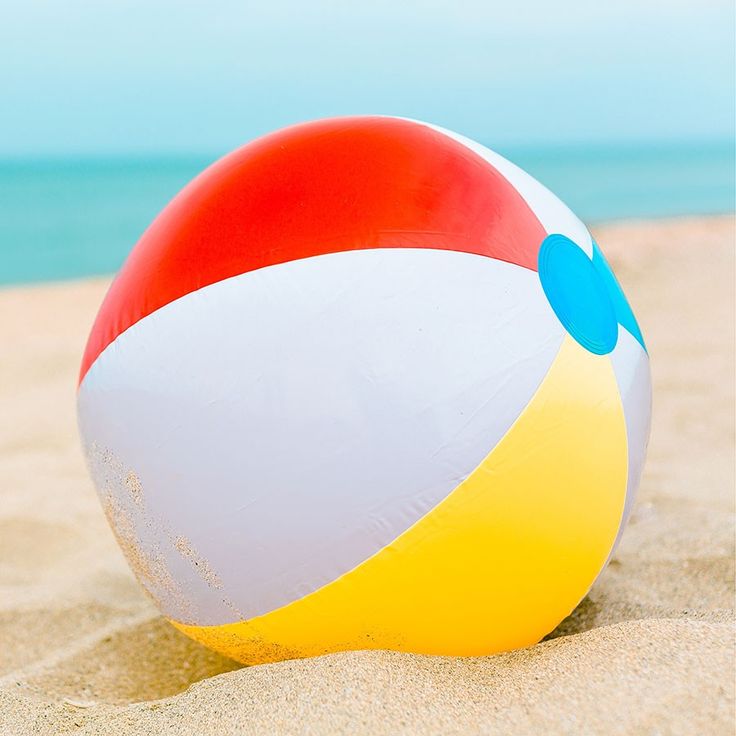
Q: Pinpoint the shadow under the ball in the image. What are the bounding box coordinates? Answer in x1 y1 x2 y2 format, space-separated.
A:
26 616 242 706
543 596 604 641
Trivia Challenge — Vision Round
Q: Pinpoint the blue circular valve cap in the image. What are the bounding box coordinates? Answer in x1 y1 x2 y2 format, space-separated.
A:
538 234 619 355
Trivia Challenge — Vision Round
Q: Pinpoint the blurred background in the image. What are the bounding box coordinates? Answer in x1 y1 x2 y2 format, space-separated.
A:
1 0 733 285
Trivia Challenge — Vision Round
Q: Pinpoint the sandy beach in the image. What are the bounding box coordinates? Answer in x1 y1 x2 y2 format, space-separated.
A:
0 216 733 735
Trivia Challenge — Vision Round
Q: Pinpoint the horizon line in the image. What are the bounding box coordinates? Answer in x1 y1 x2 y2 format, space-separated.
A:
1 136 734 164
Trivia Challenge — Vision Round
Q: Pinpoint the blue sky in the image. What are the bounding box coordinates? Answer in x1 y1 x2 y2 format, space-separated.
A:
1 1 733 155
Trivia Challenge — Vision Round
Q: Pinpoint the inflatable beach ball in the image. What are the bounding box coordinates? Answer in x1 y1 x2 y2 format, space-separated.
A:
78 116 651 664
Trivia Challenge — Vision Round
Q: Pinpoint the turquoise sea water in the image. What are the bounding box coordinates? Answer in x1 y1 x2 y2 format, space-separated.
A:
1 141 733 286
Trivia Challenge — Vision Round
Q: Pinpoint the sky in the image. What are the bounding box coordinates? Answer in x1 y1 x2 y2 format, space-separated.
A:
1 0 734 156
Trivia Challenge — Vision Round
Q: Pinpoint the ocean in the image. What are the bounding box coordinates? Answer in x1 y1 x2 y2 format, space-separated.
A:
1 140 733 286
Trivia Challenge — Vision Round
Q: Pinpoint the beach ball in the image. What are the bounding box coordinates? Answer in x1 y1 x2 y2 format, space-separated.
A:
77 116 651 664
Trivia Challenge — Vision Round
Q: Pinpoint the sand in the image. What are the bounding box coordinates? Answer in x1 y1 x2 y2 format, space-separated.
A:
0 216 734 735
